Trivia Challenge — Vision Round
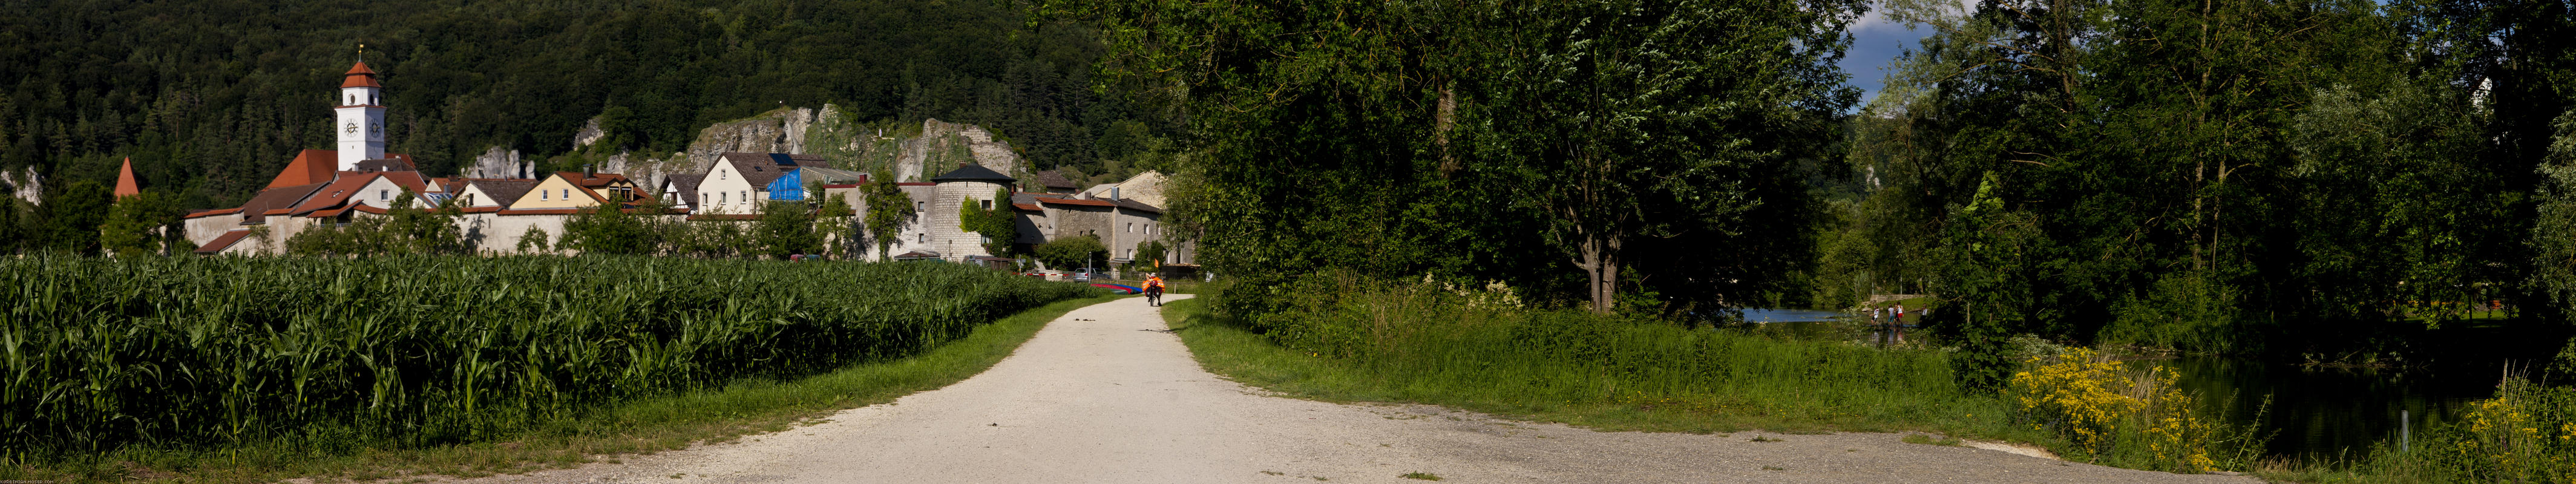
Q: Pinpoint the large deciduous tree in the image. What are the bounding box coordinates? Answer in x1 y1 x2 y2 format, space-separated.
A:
1460 0 1858 313
860 169 915 261
1063 0 1856 312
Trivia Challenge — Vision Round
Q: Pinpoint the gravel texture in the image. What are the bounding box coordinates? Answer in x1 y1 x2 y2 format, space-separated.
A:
444 295 2255 483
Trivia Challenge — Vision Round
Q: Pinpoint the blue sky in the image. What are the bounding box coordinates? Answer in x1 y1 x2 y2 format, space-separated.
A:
1840 6 1939 111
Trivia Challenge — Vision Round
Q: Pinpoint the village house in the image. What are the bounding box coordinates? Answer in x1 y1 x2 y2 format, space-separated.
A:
509 171 637 211
696 152 830 215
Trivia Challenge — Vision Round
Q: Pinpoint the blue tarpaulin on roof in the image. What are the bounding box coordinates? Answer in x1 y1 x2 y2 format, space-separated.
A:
768 169 807 200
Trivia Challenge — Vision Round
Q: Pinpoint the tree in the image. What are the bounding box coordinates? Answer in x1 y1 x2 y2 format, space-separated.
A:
1035 234 1107 272
1460 0 1858 313
2532 111 2576 315
959 188 1018 256
380 190 468 254
860 169 916 261
1135 240 1167 266
753 200 821 259
38 180 111 255
100 190 182 257
516 226 553 253
561 197 655 255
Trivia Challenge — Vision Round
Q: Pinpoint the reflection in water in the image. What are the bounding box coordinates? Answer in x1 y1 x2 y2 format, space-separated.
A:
1740 309 1844 322
2149 357 2499 460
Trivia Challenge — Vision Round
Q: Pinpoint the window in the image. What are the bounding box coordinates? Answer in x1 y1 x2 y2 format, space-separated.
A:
980 200 992 211
1126 223 1134 233
915 201 925 212
379 190 390 200
917 233 927 243
541 190 549 200
347 95 355 105
981 235 992 244
740 191 747 203
719 192 727 203
564 189 572 200
1127 248 1135 258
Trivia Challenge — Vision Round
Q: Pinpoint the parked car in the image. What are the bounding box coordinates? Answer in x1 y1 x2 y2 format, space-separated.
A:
1072 272 1093 282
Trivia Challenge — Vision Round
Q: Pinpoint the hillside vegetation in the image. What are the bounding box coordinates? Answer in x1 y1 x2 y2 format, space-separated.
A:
0 0 1158 209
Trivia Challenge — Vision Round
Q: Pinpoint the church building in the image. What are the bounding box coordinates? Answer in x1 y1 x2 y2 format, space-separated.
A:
183 60 430 254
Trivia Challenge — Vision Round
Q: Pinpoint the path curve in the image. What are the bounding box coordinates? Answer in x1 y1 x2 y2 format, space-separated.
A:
450 295 2252 483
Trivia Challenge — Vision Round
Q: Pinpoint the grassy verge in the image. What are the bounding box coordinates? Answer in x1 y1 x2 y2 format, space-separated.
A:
5 295 1116 483
1159 296 2036 439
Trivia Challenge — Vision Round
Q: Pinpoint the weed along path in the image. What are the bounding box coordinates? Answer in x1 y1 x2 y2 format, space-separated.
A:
447 295 2250 484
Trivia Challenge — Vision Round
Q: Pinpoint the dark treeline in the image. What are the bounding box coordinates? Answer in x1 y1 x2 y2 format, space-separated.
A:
1812 0 2576 376
0 0 1147 215
1067 0 2576 367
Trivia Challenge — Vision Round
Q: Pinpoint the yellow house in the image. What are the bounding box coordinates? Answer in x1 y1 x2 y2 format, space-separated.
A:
508 171 634 210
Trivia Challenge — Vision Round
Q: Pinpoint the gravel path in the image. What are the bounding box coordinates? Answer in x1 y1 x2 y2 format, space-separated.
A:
447 295 2253 484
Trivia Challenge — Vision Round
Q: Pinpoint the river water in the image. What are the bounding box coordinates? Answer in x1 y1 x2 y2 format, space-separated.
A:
2146 356 2500 460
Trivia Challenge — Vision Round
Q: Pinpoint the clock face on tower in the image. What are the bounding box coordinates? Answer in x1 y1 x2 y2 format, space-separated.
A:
346 122 358 134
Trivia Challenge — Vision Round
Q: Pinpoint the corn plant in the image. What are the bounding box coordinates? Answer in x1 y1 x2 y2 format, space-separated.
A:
0 255 1096 456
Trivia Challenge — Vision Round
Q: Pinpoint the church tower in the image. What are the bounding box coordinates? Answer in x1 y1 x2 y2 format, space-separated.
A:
334 61 387 171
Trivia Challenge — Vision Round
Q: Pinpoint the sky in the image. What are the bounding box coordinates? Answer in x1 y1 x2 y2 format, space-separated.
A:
1839 4 1941 111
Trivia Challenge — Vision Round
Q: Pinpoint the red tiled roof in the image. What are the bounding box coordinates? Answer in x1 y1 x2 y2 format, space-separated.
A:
1012 203 1043 211
342 61 381 88
194 230 251 255
114 157 140 198
457 206 503 214
267 149 338 189
686 214 761 221
497 208 582 215
240 183 328 224
1038 198 1118 208
287 172 380 215
183 208 243 219
378 171 427 194
552 171 633 188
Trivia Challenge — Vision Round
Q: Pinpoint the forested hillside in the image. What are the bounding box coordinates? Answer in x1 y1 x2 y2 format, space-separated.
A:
0 0 1147 210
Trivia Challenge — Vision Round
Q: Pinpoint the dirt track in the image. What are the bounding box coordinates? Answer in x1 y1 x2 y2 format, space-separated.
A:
447 295 2255 483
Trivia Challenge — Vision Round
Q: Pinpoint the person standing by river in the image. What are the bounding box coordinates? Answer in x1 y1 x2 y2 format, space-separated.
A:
1892 302 1906 344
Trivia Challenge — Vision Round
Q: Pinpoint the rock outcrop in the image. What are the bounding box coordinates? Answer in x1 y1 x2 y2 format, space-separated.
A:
0 166 40 206
466 146 527 179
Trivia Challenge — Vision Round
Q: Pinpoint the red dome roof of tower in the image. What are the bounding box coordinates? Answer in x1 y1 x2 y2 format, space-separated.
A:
340 61 381 88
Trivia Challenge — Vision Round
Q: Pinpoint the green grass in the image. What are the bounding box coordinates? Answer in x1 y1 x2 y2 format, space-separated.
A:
1398 471 1442 480
1159 296 2041 440
1901 433 1962 446
2 294 1117 483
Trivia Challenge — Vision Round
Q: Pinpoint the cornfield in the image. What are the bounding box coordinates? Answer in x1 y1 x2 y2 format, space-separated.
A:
0 255 1096 456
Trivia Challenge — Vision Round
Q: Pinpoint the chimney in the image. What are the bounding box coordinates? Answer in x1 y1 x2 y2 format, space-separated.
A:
1111 186 1121 201
583 163 595 178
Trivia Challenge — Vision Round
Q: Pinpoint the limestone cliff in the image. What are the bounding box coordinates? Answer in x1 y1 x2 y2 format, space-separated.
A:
505 105 1034 190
